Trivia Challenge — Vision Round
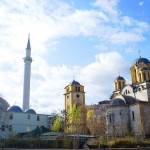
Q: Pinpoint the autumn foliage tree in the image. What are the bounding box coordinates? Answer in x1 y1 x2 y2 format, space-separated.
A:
52 116 62 132
86 105 107 138
66 104 82 134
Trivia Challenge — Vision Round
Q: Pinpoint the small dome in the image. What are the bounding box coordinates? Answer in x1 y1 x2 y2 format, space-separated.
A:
115 76 125 81
0 97 10 111
69 80 80 86
7 106 23 112
139 66 149 71
110 98 125 106
123 96 135 104
133 57 149 66
25 109 36 114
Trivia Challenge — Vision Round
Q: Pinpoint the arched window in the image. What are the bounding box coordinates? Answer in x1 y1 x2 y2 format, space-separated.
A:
75 86 77 91
115 82 117 90
76 102 81 108
78 87 80 91
139 73 141 82
143 72 146 81
119 82 121 89
134 69 137 82
132 111 135 121
109 114 112 123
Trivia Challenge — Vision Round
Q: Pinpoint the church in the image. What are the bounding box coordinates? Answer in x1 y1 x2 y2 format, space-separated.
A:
1 36 150 139
107 56 150 137
63 55 150 138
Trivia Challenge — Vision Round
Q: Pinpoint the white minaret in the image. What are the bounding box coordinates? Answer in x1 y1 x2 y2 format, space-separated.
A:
23 35 32 111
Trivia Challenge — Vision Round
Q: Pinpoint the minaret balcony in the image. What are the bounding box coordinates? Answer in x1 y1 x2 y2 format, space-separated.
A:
24 57 32 62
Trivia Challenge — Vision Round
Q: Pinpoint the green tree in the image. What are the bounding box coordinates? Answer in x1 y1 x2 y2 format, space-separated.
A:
67 104 82 134
52 116 62 132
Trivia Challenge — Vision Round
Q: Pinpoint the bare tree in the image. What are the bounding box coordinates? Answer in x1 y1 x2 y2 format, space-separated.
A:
86 105 107 138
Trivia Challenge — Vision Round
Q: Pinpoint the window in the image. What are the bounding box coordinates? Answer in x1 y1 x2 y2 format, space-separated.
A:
9 125 12 131
139 74 141 82
132 111 135 121
143 73 146 81
134 69 137 82
76 94 80 98
27 115 30 120
109 114 112 123
37 116 40 121
78 87 80 91
9 113 13 120
75 86 77 91
119 82 121 89
1 125 5 131
76 102 81 108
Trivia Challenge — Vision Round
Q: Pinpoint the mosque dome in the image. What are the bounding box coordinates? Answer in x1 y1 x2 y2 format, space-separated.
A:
7 106 23 112
110 98 125 106
115 76 125 81
133 57 149 66
25 109 36 114
69 80 80 86
0 97 10 111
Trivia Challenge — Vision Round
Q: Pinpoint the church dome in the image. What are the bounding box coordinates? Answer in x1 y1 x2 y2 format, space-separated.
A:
0 97 10 111
25 109 36 114
110 98 125 106
115 76 125 81
139 66 149 71
133 57 149 66
69 80 80 86
7 106 23 112
123 96 135 104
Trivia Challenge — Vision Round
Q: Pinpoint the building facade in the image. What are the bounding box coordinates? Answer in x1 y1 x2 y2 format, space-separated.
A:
107 56 150 137
0 97 51 139
64 80 87 133
0 36 51 139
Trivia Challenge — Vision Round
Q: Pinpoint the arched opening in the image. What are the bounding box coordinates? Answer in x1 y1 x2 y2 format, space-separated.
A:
134 69 137 82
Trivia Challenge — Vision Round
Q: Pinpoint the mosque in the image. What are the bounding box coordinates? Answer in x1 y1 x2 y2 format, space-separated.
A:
0 37 51 139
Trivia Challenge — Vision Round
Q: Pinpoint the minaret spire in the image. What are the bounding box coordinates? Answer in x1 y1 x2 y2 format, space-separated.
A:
23 34 32 111
27 34 31 49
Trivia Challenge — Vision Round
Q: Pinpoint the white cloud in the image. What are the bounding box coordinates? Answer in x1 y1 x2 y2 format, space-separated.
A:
31 51 129 113
139 1 144 6
125 47 134 53
0 49 129 114
0 0 149 114
93 0 119 22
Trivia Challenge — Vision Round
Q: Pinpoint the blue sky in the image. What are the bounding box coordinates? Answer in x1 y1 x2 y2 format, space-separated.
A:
0 0 150 114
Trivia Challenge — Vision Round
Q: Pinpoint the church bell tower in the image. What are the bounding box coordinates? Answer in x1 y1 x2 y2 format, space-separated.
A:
64 80 85 112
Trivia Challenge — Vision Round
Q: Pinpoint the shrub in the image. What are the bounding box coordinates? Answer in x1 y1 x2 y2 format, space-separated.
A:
107 137 145 148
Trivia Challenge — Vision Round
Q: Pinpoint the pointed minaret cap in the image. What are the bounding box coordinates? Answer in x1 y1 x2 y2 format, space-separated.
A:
26 34 31 49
